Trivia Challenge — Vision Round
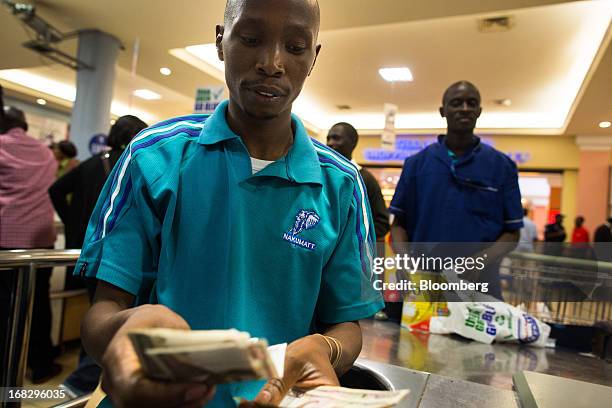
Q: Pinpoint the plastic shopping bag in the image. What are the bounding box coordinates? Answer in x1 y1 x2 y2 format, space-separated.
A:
446 302 551 347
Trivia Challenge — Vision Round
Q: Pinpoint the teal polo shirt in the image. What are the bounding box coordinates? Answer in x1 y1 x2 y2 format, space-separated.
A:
76 100 383 407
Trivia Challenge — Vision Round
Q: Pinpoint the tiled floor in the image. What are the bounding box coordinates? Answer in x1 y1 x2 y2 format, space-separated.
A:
22 345 80 408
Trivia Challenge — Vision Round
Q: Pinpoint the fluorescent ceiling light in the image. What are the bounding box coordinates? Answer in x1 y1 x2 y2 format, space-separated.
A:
133 89 162 100
378 67 413 82
0 69 76 101
599 121 611 128
0 69 157 124
159 67 172 76
185 44 225 72
319 111 563 131
553 1 612 130
36 98 47 105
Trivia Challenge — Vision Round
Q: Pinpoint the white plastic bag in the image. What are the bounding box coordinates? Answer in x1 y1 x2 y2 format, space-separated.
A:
446 302 550 347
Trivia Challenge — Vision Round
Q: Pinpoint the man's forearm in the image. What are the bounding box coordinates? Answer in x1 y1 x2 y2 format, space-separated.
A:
81 281 139 364
321 321 362 376
81 300 136 364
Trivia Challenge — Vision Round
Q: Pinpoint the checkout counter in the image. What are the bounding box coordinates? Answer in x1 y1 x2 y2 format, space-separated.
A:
1 250 610 408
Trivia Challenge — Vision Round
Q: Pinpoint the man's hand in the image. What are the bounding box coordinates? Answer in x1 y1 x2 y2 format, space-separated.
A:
100 304 216 408
244 335 339 407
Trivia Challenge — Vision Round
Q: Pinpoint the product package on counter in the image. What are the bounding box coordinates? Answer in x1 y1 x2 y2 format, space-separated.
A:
445 301 551 347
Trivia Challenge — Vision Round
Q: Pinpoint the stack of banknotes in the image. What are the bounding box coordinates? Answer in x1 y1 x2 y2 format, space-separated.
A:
129 328 410 407
128 328 278 383
280 387 410 407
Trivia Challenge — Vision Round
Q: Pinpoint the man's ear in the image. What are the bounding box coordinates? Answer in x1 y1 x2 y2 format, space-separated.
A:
308 44 321 76
475 106 482 118
439 106 445 118
216 25 225 61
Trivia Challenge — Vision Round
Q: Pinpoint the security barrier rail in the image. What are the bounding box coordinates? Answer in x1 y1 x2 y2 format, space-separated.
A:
0 249 80 408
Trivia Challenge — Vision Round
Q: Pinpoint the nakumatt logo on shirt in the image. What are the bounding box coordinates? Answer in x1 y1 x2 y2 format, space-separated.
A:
283 209 320 251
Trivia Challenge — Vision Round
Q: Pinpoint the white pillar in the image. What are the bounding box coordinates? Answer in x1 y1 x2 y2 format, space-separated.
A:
70 30 121 160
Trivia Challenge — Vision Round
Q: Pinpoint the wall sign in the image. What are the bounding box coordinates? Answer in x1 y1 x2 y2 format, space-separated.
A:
364 135 531 164
381 103 398 151
194 86 225 114
88 133 108 155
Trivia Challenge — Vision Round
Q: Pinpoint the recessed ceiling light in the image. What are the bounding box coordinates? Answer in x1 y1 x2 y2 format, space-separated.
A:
160 67 172 76
110 119 116 125
378 67 413 82
36 98 47 105
599 121 611 128
133 89 162 100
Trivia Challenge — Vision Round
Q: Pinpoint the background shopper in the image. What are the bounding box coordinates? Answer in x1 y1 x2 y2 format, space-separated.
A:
49 115 147 397
390 81 523 300
0 105 60 383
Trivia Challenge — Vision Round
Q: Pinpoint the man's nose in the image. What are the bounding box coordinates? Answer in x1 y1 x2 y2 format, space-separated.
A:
460 101 470 111
256 43 285 77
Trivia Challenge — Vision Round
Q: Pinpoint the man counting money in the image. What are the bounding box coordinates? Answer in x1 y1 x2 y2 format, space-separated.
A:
76 0 383 407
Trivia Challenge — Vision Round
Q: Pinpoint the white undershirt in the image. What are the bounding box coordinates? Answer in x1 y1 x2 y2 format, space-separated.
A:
251 157 274 174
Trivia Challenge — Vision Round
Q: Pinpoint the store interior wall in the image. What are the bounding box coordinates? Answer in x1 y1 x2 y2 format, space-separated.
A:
577 150 611 233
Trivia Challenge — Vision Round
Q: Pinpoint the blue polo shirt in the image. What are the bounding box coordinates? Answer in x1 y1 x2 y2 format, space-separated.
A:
390 135 523 242
76 100 383 406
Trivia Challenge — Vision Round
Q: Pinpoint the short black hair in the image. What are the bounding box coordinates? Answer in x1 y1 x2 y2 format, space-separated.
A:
224 0 320 32
1 106 28 132
107 115 148 150
442 80 481 105
57 141 77 158
224 0 244 25
331 122 358 145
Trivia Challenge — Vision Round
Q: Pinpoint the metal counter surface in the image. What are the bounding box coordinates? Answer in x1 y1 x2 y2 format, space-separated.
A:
513 371 612 408
359 319 612 391
419 374 519 408
355 358 520 408
353 359 429 408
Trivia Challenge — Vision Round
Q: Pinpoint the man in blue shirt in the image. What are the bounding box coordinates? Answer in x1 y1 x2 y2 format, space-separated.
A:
77 1 383 407
390 81 523 299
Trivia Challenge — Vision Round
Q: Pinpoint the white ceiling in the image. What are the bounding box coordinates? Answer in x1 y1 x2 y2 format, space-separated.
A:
0 0 610 135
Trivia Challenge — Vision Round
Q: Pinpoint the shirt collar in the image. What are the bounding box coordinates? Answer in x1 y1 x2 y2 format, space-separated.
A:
436 134 481 165
198 100 322 185
198 100 240 146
